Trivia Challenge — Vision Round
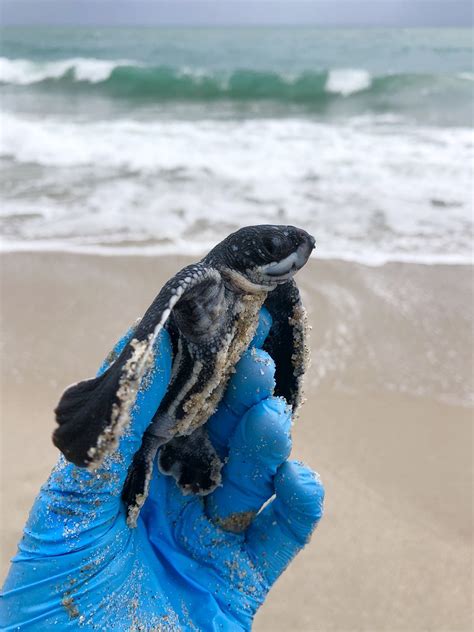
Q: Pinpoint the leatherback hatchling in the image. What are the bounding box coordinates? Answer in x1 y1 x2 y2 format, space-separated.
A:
53 225 315 526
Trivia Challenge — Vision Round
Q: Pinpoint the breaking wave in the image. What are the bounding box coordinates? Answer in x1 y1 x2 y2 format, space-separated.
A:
0 56 465 104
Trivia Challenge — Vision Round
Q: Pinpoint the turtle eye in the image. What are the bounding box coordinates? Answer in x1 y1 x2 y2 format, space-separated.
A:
263 235 283 258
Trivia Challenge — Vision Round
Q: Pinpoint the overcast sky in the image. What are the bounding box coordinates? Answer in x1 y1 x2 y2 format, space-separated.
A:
0 1 472 27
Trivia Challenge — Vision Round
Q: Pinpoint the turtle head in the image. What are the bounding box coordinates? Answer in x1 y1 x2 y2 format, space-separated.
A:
206 225 315 290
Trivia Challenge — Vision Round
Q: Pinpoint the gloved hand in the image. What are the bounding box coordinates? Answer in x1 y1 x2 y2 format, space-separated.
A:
1 310 324 631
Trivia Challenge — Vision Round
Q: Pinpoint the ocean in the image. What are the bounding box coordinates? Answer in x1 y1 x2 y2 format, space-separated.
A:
0 27 472 263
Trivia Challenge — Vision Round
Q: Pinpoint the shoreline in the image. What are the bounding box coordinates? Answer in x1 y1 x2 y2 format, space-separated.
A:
1 244 472 267
1 251 472 630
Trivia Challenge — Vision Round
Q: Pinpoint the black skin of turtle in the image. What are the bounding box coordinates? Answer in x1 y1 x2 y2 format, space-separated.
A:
53 225 315 526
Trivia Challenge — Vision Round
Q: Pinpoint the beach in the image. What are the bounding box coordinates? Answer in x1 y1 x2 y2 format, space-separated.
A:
1 252 472 631
1 24 473 630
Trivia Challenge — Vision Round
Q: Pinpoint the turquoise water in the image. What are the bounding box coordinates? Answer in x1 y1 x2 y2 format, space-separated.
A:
1 27 472 124
0 28 472 261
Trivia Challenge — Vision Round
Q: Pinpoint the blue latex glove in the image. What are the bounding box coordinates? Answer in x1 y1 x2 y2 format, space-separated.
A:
1 310 324 631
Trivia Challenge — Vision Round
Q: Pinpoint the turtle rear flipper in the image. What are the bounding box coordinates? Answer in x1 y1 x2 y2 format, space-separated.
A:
158 426 222 496
263 279 307 412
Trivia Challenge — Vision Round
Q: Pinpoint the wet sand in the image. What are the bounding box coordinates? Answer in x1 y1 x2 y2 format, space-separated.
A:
0 252 472 631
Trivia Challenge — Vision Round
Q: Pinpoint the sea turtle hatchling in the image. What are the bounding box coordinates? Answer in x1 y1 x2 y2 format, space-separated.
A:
53 225 315 527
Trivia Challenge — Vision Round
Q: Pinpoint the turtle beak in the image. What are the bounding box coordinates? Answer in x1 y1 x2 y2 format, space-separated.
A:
261 231 315 282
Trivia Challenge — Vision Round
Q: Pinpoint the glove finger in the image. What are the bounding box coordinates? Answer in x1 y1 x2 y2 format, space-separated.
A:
205 396 291 532
245 460 324 585
249 305 272 349
207 348 276 460
207 308 275 460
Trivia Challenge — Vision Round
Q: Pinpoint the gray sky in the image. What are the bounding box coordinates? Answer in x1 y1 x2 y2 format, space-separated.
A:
0 1 472 27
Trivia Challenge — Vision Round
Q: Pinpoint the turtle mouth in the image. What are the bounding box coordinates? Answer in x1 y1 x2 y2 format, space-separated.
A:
260 236 315 283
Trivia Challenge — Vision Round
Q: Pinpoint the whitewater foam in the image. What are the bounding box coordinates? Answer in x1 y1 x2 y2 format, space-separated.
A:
457 72 474 81
0 56 134 84
325 68 372 96
1 111 472 265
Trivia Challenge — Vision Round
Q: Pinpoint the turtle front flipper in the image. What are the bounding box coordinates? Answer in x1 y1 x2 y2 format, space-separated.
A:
53 339 151 469
53 263 222 470
158 426 223 495
263 279 308 413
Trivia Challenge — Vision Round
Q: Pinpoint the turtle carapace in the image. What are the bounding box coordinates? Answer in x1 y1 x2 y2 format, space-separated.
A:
53 225 315 526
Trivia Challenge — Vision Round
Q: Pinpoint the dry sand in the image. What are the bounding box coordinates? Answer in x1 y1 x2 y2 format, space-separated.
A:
0 252 472 631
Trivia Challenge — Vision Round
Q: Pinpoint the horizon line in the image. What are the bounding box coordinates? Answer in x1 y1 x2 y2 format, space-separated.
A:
1 22 472 28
